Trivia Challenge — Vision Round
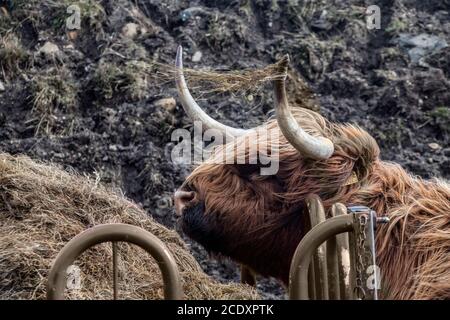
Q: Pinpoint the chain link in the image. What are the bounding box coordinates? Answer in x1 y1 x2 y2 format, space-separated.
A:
354 214 367 299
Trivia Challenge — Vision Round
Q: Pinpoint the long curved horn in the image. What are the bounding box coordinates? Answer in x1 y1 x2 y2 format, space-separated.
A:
274 55 334 160
175 45 248 138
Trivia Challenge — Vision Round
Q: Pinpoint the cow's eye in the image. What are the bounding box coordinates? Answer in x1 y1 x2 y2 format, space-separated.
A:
181 182 196 193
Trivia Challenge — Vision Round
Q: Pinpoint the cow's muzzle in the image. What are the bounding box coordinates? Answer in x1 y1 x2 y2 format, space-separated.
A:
174 190 197 216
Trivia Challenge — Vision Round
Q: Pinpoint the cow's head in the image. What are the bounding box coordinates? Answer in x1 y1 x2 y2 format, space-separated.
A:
173 46 380 283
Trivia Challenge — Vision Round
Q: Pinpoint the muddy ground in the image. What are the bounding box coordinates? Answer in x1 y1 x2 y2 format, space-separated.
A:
0 0 449 299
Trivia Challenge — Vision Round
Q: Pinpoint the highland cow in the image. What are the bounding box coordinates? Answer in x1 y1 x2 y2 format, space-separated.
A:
173 46 450 300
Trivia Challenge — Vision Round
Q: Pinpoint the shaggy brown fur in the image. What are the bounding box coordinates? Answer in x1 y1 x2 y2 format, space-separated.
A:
179 108 450 300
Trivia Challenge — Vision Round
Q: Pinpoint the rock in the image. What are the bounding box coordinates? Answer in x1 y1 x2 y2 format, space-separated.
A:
428 143 442 150
311 10 332 31
374 70 398 82
154 97 176 112
179 7 207 22
122 23 139 39
109 145 118 152
406 34 445 49
38 41 60 57
0 81 5 92
395 33 448 63
140 26 148 35
192 51 202 62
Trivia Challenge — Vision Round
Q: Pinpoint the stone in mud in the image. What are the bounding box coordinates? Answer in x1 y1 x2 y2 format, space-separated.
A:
154 97 177 112
395 33 448 63
38 41 60 57
122 23 139 39
192 51 203 62
428 143 441 150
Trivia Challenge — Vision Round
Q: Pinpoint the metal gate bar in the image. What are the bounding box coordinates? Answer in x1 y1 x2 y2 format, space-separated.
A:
305 195 328 299
325 210 339 300
238 193 387 300
47 223 183 300
112 241 118 300
289 214 354 300
331 203 352 300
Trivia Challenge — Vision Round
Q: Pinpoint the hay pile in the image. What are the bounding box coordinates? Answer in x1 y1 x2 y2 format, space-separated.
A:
0 153 259 300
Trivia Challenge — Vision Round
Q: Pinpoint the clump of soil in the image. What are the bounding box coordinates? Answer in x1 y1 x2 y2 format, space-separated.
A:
0 0 449 299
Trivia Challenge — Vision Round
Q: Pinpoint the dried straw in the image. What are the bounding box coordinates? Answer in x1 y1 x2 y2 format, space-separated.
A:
0 153 259 300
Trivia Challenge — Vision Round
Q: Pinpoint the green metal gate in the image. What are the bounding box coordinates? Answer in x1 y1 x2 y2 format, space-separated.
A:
46 223 183 300
242 194 389 300
47 195 388 300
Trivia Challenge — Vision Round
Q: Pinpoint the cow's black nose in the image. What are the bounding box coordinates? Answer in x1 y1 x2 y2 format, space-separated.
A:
174 190 196 216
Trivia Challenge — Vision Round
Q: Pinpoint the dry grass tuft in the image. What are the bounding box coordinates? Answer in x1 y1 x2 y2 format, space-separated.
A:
93 61 148 101
29 67 78 135
153 58 286 96
0 34 29 76
147 57 319 112
0 153 259 300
